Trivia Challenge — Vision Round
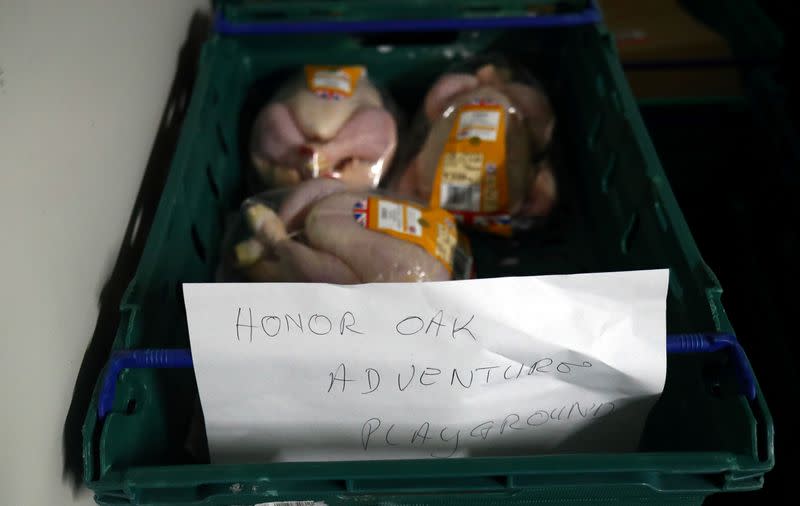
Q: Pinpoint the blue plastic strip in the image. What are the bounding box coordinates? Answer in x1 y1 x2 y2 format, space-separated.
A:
666 332 757 402
97 349 193 419
96 332 756 419
213 3 601 35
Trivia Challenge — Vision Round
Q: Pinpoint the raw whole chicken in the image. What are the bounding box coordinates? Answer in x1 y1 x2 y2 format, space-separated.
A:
233 179 464 283
393 63 558 224
249 67 398 190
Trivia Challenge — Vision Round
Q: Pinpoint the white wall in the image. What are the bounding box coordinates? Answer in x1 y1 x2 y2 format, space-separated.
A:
0 1 210 503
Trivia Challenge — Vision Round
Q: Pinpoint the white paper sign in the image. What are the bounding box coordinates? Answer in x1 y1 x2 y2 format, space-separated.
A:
184 269 668 464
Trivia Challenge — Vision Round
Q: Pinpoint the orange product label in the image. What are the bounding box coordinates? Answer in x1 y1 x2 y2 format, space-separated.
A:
352 197 459 273
304 65 366 99
429 101 508 216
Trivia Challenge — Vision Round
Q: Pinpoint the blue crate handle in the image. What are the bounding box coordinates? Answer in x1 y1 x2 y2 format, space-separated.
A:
665 333 757 400
213 1 602 35
98 349 193 419
96 333 757 419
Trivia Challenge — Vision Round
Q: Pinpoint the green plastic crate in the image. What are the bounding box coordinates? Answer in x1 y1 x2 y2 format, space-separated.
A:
81 5 774 505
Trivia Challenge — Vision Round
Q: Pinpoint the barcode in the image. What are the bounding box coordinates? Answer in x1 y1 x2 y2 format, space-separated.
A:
441 184 480 211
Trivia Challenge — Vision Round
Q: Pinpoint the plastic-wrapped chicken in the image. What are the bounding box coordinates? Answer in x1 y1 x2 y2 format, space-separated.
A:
249 65 398 191
391 58 558 236
228 179 473 283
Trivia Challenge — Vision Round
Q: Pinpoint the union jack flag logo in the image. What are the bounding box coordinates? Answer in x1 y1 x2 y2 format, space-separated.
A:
352 199 368 227
315 90 343 101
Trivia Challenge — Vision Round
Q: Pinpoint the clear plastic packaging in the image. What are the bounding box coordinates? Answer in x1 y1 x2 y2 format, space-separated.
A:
224 178 474 284
388 56 558 236
248 65 399 193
